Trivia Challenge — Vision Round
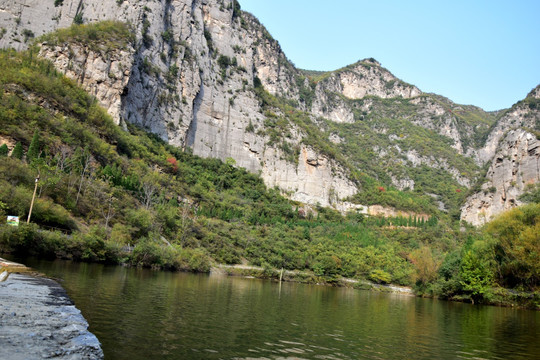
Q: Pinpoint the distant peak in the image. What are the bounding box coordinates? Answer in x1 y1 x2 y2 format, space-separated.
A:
527 84 540 99
361 58 381 66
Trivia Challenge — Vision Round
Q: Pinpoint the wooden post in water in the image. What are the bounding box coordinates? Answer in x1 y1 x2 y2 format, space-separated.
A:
279 268 284 282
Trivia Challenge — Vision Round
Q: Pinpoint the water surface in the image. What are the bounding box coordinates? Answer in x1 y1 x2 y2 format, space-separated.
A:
14 257 540 359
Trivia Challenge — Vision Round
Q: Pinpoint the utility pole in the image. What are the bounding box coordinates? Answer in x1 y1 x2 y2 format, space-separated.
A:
27 174 40 223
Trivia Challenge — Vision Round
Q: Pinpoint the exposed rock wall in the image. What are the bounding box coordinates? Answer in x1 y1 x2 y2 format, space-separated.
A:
39 43 134 125
2 0 537 220
461 130 540 225
0 0 356 207
315 59 421 101
461 87 540 225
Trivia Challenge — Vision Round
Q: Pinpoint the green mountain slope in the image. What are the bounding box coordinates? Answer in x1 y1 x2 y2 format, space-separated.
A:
0 23 537 308
0 48 435 282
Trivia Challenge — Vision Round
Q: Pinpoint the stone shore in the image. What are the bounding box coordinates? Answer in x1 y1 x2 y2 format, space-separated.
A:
0 258 103 359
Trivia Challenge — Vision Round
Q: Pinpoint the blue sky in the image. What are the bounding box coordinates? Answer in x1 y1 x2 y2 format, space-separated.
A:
239 0 540 111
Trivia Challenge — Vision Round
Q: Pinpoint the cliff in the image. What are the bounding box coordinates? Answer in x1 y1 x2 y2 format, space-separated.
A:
461 87 540 225
0 0 537 221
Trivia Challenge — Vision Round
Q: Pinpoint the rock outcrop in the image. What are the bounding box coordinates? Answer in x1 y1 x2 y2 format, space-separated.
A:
0 0 356 207
0 258 103 359
39 42 134 125
315 59 421 101
461 87 540 225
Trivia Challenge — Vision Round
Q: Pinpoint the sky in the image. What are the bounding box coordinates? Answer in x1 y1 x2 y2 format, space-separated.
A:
239 0 540 111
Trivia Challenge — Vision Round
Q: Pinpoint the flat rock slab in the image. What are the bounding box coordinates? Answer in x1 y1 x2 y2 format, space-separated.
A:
0 272 103 359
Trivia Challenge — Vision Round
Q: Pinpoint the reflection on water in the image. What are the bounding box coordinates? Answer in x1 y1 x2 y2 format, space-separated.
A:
13 257 540 360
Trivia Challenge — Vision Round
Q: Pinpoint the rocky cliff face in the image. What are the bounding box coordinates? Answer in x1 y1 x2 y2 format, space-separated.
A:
39 42 134 125
1 0 537 220
461 87 540 225
0 0 354 207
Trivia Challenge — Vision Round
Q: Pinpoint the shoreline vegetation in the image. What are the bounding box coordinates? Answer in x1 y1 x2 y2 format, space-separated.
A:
0 35 538 310
2 242 537 311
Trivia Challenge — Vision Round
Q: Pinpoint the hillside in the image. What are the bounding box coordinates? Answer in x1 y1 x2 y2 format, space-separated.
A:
0 48 436 279
0 1 538 307
0 46 538 308
0 0 513 219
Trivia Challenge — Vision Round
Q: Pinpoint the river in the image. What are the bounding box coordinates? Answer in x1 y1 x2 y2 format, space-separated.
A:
11 257 540 359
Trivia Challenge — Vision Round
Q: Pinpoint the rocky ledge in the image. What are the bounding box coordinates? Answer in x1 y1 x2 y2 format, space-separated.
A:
0 259 103 360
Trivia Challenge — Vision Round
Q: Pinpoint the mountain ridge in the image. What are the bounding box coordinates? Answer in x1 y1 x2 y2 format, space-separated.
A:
0 0 538 223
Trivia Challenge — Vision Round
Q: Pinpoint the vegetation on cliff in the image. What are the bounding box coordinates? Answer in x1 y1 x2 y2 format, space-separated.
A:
0 26 537 309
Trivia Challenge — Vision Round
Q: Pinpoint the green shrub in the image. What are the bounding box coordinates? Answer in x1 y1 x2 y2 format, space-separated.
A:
73 13 83 25
0 144 8 157
369 269 392 284
11 142 23 159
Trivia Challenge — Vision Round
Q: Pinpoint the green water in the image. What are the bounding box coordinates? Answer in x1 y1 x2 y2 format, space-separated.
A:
16 258 540 359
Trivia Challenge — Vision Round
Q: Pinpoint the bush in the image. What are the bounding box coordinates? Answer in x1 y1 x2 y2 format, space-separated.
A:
369 269 392 284
0 144 8 157
11 142 23 160
459 248 494 304
130 238 166 268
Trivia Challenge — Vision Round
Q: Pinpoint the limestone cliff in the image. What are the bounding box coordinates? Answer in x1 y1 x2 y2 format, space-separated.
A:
0 0 353 207
461 87 540 225
1 0 536 219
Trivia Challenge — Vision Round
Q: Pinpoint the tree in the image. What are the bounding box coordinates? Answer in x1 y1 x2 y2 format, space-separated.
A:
409 246 441 286
74 147 92 206
0 144 8 157
27 130 40 162
141 171 161 209
459 248 493 304
11 142 23 160
486 203 540 289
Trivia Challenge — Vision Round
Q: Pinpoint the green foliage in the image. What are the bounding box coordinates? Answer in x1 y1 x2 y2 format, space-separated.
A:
161 29 173 44
38 21 134 53
11 142 23 159
0 144 8 157
26 130 40 161
369 269 392 284
485 203 540 290
231 0 241 19
203 29 213 53
519 183 540 204
245 120 255 133
218 54 234 68
165 63 179 83
22 29 35 42
459 248 493 303
54 0 64 7
73 13 84 25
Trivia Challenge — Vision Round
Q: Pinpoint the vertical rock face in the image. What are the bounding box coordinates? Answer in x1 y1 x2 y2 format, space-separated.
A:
0 0 537 219
39 43 134 125
461 87 540 225
0 0 356 207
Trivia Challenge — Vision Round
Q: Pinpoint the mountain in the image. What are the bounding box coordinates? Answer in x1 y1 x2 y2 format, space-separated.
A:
0 0 538 223
0 0 539 308
461 86 540 225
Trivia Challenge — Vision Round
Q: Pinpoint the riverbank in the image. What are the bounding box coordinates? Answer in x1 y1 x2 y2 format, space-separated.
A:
0 258 103 359
214 264 415 295
213 264 539 310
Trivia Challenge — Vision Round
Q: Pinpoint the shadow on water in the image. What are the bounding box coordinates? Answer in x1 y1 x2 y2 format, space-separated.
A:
8 256 540 360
